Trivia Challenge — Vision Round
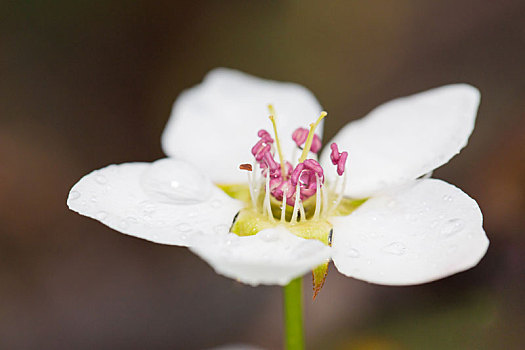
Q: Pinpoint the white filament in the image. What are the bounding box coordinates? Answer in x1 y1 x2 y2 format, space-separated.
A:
290 182 301 224
299 201 306 222
313 173 321 220
264 173 274 221
330 171 347 215
280 188 287 222
247 166 257 209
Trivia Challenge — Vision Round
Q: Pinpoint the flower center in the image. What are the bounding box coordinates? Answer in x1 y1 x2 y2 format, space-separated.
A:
238 106 350 224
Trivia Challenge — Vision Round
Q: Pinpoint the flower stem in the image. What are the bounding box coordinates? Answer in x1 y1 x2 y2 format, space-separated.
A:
283 277 304 350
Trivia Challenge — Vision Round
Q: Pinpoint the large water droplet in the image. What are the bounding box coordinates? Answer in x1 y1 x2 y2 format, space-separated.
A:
440 218 464 237
345 248 360 258
382 242 406 255
141 159 212 205
69 191 81 200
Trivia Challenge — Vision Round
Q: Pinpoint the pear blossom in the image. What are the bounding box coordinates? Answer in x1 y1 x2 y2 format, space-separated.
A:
67 68 489 289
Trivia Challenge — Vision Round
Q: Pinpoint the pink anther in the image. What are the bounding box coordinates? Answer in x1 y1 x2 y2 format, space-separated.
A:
257 129 274 143
330 143 348 176
292 127 322 153
292 128 308 147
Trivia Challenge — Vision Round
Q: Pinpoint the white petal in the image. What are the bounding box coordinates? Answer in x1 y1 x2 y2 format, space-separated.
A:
190 226 331 286
162 68 323 183
67 159 243 246
331 179 488 285
320 84 480 197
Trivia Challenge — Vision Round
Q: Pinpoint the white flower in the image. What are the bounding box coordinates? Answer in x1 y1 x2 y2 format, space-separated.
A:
67 68 489 288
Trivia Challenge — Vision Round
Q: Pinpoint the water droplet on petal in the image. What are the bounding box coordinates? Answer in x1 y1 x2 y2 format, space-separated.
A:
440 218 464 237
69 191 81 200
96 211 107 220
405 212 418 223
382 242 406 255
95 174 107 184
345 248 360 258
176 223 192 232
141 159 212 205
442 194 453 202
214 224 229 234
140 201 157 214
447 244 458 255
260 230 279 242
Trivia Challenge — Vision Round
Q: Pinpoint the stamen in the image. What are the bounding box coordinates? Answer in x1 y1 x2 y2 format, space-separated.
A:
299 111 327 163
299 201 306 222
314 173 321 220
268 105 286 179
280 188 287 222
264 173 274 221
330 170 347 215
291 182 301 224
247 169 257 209
321 183 328 217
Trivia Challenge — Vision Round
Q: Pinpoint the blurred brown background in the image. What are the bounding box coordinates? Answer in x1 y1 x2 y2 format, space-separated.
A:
1 1 524 349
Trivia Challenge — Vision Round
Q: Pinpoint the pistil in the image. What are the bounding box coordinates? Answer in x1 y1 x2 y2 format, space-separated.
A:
298 111 327 163
268 105 286 179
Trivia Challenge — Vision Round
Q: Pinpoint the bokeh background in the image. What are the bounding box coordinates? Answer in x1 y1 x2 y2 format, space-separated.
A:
1 1 524 349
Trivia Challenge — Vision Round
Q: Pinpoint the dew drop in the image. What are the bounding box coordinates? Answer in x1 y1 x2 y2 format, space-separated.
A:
210 199 222 209
126 216 138 224
405 212 418 223
141 159 212 204
96 211 107 220
140 201 157 214
440 218 464 237
214 224 229 234
260 230 279 242
69 191 81 200
345 248 360 258
176 223 192 232
446 244 458 255
95 174 107 184
442 194 453 202
382 242 406 255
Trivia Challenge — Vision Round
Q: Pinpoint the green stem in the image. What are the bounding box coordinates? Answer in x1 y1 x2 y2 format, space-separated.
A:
283 277 304 350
